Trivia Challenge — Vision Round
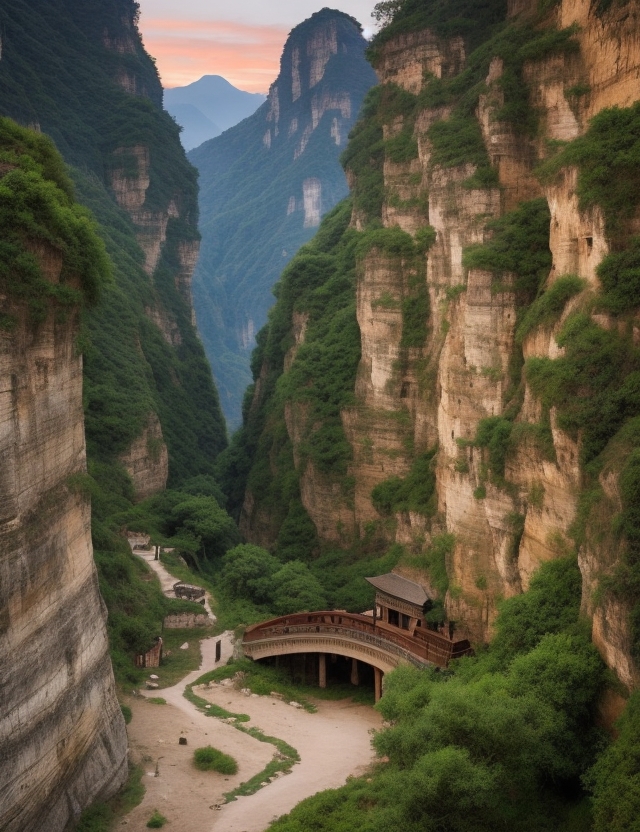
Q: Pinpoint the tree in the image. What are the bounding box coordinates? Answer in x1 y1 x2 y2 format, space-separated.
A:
271 561 328 615
169 496 239 560
220 544 281 604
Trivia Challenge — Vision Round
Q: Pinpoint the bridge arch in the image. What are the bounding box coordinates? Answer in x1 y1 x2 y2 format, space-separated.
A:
242 610 473 701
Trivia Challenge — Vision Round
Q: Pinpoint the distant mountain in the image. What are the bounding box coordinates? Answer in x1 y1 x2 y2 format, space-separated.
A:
189 9 377 427
164 75 266 150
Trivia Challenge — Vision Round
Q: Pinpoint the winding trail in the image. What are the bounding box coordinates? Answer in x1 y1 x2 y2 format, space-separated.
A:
123 546 381 832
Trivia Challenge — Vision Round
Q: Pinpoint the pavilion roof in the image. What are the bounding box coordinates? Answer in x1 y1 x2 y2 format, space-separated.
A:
365 573 429 607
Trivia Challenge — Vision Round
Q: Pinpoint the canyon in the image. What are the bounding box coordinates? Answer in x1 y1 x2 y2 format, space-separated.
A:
238 0 640 694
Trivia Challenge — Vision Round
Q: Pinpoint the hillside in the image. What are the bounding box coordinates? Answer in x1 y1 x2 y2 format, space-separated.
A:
189 8 377 427
0 3 230 827
229 0 640 691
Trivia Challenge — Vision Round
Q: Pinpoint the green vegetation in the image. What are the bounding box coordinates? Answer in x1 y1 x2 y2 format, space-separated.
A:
146 698 166 705
75 766 145 832
371 450 437 515
193 746 238 775
474 416 514 479
341 86 385 222
526 313 640 465
587 691 640 832
146 810 168 829
403 533 454 597
463 198 552 299
539 102 640 241
0 119 110 322
596 237 640 314
516 274 585 343
269 557 605 832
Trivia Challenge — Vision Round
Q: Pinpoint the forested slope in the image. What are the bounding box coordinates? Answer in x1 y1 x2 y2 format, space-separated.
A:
216 3 640 826
0 0 231 679
189 9 377 427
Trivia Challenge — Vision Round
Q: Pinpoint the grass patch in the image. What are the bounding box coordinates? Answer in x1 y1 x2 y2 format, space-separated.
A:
193 745 238 774
146 697 167 705
146 810 167 829
76 765 145 832
184 665 301 802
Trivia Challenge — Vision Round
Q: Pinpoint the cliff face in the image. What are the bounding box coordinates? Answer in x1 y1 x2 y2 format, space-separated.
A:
0 134 127 832
237 0 640 688
189 8 377 427
0 0 227 495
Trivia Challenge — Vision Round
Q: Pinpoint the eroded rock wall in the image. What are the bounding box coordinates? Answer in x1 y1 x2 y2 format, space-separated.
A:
0 256 127 832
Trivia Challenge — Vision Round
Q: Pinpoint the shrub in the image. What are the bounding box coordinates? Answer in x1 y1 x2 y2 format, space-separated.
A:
516 274 585 342
371 450 437 515
597 237 640 314
193 746 238 775
146 810 168 828
463 198 552 300
538 102 640 240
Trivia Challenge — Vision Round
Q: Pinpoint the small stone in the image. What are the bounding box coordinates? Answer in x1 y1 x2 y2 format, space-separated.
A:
149 674 159 680
270 691 284 700
146 682 159 690
179 737 188 745
180 642 189 650
251 693 259 698
289 701 302 709
205 705 211 709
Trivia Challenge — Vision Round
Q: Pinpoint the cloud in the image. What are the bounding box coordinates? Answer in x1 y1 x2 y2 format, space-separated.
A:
141 18 289 91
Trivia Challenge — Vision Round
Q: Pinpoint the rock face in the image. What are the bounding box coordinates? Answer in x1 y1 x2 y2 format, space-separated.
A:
118 412 168 501
0 0 228 491
0 234 127 831
190 8 377 427
239 0 640 688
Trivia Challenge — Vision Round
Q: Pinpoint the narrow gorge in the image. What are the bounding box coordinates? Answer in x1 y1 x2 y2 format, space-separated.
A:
234 0 640 694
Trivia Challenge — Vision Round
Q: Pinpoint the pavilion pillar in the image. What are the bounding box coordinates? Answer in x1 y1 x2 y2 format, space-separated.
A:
350 658 359 686
374 667 383 703
318 653 327 689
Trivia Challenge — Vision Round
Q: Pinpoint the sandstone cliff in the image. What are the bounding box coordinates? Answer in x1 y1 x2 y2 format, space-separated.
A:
190 8 377 427
0 127 127 832
236 0 640 689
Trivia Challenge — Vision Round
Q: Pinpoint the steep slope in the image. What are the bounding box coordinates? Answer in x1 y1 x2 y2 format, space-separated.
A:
0 0 228 494
164 75 266 150
0 121 127 832
231 0 640 690
189 8 377 427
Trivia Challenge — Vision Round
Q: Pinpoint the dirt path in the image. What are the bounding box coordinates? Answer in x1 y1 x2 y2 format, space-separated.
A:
131 544 216 621
123 550 381 832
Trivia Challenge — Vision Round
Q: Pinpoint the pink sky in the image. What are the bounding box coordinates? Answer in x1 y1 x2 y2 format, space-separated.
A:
137 1 376 92
141 18 290 91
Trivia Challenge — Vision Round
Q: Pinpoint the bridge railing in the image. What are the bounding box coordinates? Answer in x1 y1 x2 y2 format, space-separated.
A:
243 611 473 668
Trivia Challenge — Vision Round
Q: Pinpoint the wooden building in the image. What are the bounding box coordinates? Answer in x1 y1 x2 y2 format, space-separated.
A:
365 573 429 635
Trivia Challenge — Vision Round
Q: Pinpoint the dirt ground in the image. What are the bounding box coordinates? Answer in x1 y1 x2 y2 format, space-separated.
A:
123 635 382 832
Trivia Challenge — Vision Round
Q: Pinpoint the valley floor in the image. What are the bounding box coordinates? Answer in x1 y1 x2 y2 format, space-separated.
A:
122 562 381 832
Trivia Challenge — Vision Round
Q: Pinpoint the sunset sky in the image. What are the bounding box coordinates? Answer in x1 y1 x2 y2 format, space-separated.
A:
137 0 378 91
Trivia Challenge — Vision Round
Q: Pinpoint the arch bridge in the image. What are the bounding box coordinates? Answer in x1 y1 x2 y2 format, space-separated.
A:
242 611 473 701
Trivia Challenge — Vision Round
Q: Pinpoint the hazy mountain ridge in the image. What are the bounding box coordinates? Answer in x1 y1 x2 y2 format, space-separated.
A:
189 8 377 427
164 74 266 150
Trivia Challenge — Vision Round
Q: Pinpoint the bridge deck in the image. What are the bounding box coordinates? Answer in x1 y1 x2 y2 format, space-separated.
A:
243 611 473 669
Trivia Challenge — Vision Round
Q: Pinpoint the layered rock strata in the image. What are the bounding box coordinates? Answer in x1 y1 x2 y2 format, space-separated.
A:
0 253 127 832
241 0 640 687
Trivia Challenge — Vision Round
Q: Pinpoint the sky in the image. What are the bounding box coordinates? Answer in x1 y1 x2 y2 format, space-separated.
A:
137 0 378 92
